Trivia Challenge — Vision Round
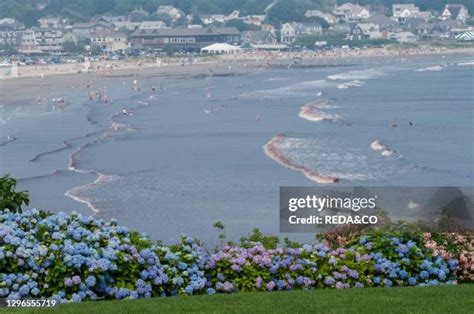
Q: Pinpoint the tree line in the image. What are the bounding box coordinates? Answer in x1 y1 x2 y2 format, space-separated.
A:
0 0 472 28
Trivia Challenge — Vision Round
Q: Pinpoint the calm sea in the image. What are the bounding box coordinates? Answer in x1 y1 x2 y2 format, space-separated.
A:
1 54 473 243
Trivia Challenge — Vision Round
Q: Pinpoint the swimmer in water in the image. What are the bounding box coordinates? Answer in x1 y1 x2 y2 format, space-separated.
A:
256 114 261 123
152 85 156 92
409 121 413 126
390 116 397 128
122 108 127 115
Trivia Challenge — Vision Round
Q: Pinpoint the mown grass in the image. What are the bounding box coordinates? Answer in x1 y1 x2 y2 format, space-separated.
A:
7 284 474 314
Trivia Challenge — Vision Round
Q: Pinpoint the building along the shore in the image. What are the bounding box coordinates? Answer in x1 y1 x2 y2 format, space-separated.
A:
129 27 240 51
90 30 128 52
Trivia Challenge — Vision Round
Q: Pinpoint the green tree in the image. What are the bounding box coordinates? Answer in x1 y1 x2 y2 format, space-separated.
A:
0 175 29 213
190 15 203 25
225 19 260 31
267 0 317 25
304 16 330 29
63 40 84 53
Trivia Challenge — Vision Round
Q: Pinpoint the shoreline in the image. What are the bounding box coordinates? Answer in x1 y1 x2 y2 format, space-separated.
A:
1 46 473 82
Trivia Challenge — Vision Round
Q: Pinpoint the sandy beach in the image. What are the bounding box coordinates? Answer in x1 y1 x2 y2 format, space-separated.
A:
1 46 473 82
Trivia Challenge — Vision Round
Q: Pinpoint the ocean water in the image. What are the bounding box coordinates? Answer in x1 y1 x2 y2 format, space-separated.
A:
1 55 473 243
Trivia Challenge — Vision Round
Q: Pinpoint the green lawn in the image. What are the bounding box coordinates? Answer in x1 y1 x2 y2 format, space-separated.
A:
7 285 474 314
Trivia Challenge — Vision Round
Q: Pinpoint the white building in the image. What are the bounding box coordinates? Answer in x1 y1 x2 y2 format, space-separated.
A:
333 3 371 23
349 23 382 40
280 22 322 43
240 15 266 26
90 31 127 52
201 43 241 54
0 18 24 30
455 31 474 41
201 15 227 25
72 22 111 39
440 4 469 23
38 17 66 29
392 4 420 23
33 28 65 52
201 11 242 25
156 6 184 21
392 31 417 43
112 22 141 31
305 10 338 24
18 29 39 52
139 21 167 30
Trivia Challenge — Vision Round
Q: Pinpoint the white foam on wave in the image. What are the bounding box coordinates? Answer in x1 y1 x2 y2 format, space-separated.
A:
204 104 224 114
65 173 119 213
328 68 383 81
415 65 444 72
263 134 340 184
263 134 410 183
457 60 474 66
381 149 397 157
299 100 341 122
370 140 398 158
240 80 334 99
370 140 387 151
337 80 365 89
264 77 287 82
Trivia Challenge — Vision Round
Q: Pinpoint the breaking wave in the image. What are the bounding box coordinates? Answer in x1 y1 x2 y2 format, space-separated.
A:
263 134 340 184
204 104 225 114
264 134 410 183
370 140 399 158
65 173 119 214
240 80 334 99
328 68 384 81
337 80 365 89
64 97 152 212
457 60 474 66
415 65 444 72
299 100 341 122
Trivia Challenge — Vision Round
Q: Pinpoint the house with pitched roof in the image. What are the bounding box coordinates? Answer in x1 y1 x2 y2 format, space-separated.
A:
333 3 371 23
280 22 322 43
440 4 469 23
348 23 382 40
392 4 420 23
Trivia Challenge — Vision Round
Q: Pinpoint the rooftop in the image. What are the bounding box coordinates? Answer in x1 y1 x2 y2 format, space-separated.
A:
130 27 240 37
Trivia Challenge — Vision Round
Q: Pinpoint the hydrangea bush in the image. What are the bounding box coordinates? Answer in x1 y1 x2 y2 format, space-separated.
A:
423 232 474 282
207 233 460 293
0 209 208 302
0 209 472 303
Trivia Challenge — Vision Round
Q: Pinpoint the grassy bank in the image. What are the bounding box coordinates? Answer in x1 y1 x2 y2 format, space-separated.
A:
9 284 474 314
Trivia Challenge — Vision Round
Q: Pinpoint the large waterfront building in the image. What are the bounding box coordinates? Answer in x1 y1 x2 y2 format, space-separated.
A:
129 27 240 51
